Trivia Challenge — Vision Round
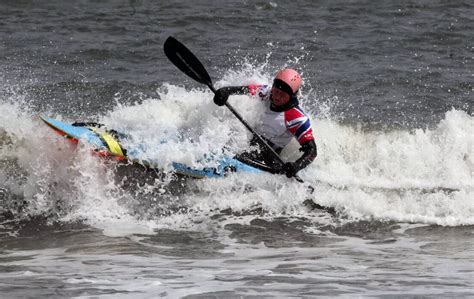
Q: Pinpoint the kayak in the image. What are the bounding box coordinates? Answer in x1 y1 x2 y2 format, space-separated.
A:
40 115 338 214
40 116 263 178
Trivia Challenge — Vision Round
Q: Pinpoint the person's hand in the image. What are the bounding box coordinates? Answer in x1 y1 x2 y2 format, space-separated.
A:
282 162 297 178
213 88 230 106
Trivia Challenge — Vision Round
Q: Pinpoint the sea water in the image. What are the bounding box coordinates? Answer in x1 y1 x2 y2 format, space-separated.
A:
0 1 473 297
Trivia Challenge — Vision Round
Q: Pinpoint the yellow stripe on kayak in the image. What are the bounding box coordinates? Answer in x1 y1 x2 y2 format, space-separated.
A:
89 127 124 157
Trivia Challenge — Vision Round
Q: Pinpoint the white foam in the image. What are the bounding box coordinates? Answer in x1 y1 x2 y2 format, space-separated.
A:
0 70 472 229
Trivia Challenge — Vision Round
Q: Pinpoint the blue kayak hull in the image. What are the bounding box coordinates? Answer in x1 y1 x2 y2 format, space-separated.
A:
40 116 262 178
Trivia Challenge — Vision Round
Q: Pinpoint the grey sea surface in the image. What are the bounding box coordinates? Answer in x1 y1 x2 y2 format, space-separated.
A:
0 0 473 298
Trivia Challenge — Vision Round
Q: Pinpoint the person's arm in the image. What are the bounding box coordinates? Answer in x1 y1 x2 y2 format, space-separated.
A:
213 84 269 106
281 108 317 177
213 86 249 106
283 139 317 178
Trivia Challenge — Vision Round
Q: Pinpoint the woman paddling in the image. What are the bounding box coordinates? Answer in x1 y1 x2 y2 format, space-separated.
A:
213 68 317 178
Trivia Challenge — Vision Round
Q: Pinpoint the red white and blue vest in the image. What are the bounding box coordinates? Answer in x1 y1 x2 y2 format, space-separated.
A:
248 84 314 149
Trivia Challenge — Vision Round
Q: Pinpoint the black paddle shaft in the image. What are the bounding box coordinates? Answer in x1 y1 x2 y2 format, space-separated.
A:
164 36 306 183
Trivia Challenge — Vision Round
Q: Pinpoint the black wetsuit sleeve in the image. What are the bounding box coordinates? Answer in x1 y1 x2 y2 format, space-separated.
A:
219 86 249 95
293 139 317 172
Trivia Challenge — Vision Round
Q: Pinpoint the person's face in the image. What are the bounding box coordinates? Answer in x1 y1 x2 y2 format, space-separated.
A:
271 86 291 106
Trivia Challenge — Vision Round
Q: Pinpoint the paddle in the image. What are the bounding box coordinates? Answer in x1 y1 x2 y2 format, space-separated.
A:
163 36 299 178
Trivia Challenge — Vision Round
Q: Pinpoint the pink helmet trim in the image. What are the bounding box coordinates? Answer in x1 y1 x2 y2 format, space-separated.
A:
274 68 302 94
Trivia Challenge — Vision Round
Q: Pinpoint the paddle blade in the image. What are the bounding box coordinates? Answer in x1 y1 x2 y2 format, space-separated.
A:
164 36 214 90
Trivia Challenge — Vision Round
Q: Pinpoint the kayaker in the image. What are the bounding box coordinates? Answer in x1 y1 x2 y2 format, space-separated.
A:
213 68 317 178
